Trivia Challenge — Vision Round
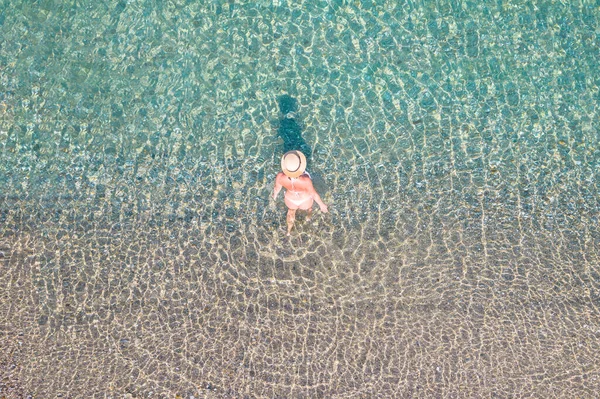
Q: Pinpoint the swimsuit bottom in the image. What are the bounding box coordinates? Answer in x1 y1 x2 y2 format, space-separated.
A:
286 194 313 208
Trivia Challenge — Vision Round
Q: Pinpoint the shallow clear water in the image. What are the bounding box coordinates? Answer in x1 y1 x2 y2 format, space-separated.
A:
1 0 599 397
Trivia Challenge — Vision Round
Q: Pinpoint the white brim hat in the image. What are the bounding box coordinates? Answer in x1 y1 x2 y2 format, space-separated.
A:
281 150 307 178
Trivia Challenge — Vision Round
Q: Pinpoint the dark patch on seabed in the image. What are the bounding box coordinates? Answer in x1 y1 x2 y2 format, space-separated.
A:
277 94 312 160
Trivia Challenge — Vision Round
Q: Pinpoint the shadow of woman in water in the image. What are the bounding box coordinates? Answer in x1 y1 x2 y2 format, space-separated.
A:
276 94 328 194
277 94 312 157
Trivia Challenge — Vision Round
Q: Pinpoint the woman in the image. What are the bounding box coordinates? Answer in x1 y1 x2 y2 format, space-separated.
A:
272 151 328 236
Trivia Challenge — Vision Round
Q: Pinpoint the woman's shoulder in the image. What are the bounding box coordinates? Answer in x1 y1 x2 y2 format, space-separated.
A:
297 174 314 187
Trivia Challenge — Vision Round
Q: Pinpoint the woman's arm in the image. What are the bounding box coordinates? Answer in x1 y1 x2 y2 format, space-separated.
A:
311 186 328 213
273 173 283 199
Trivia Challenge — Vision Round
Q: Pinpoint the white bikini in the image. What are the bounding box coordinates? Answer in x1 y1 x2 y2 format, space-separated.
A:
286 172 313 207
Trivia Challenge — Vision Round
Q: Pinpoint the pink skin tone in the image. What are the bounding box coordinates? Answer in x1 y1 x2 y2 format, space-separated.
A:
272 172 329 235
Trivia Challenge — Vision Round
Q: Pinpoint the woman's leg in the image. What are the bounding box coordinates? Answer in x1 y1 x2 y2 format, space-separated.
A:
286 209 296 236
306 207 313 221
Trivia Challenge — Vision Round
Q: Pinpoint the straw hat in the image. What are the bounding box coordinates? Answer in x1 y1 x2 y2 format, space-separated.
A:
281 150 307 178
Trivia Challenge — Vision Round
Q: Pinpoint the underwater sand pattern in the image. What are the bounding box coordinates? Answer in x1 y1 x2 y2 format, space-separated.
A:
1 1 599 398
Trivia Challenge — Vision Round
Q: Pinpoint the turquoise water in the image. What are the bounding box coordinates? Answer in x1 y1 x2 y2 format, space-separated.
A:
1 0 599 397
